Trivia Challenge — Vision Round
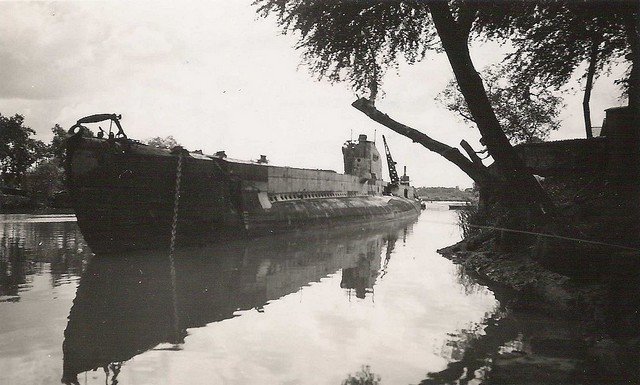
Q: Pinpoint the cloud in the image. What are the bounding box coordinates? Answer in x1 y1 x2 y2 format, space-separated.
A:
0 2 182 101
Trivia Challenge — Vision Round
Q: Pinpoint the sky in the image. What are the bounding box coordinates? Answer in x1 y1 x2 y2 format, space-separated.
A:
0 1 628 188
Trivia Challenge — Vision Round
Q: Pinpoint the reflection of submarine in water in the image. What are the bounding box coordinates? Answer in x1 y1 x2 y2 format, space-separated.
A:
340 227 406 299
61 218 415 384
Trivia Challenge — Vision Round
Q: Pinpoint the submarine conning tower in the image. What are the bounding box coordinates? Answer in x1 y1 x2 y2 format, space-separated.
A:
342 134 383 181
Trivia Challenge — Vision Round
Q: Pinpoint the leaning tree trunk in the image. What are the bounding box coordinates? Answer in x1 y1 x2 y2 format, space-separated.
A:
583 37 599 139
428 2 555 216
623 6 640 114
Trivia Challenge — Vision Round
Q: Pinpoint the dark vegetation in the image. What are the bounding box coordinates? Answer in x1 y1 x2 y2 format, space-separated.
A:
436 64 564 144
415 186 475 202
1 115 68 211
342 366 381 385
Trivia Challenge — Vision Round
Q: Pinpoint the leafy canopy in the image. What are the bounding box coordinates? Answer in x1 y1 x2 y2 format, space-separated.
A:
437 65 563 144
146 136 179 149
23 158 65 201
254 0 436 98
255 0 636 101
0 114 46 187
473 1 635 93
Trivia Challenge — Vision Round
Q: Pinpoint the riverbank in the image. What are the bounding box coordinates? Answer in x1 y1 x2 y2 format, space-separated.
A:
415 187 476 202
1 187 71 214
438 237 640 384
0 206 75 215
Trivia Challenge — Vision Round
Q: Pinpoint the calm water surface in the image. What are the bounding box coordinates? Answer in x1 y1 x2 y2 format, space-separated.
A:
0 206 502 385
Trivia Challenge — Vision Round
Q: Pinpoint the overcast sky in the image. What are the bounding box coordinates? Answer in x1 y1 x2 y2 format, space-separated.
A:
0 1 627 188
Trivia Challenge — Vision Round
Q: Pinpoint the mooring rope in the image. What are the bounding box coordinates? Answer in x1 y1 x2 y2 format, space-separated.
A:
168 153 183 340
466 223 640 252
421 217 639 252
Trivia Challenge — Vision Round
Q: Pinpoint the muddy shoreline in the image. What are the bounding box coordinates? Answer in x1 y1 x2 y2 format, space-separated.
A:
0 207 75 215
436 240 640 384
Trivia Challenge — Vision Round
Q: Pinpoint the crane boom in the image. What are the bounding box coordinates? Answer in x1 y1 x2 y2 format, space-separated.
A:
382 135 399 186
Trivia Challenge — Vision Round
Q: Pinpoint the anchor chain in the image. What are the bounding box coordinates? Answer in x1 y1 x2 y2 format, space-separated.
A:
170 153 183 254
168 153 183 342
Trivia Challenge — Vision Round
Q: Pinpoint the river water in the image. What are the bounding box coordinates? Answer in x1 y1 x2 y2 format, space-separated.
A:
1 206 506 385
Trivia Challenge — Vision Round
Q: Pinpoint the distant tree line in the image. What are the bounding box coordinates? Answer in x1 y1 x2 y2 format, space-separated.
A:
415 186 476 202
1 115 63 203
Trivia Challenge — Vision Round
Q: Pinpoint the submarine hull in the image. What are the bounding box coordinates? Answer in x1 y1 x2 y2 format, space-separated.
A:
66 136 421 254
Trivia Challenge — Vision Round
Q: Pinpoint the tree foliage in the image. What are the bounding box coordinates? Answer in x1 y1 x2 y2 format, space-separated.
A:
256 1 637 105
0 114 46 187
437 65 563 144
49 124 68 163
146 136 179 149
1 113 99 204
254 0 437 99
23 158 65 202
342 366 381 385
473 1 637 99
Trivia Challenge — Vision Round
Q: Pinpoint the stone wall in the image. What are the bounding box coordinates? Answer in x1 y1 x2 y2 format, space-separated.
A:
514 106 638 178
514 137 608 176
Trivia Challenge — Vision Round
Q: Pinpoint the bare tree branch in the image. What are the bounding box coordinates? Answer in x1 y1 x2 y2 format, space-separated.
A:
460 140 484 167
458 110 475 122
351 98 492 184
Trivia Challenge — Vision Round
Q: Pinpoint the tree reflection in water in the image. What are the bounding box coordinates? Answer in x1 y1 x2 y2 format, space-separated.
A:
0 217 90 300
420 264 517 385
421 311 517 385
342 365 381 385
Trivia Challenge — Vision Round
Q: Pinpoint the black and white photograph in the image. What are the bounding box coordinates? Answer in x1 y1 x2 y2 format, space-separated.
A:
1 1 638 384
